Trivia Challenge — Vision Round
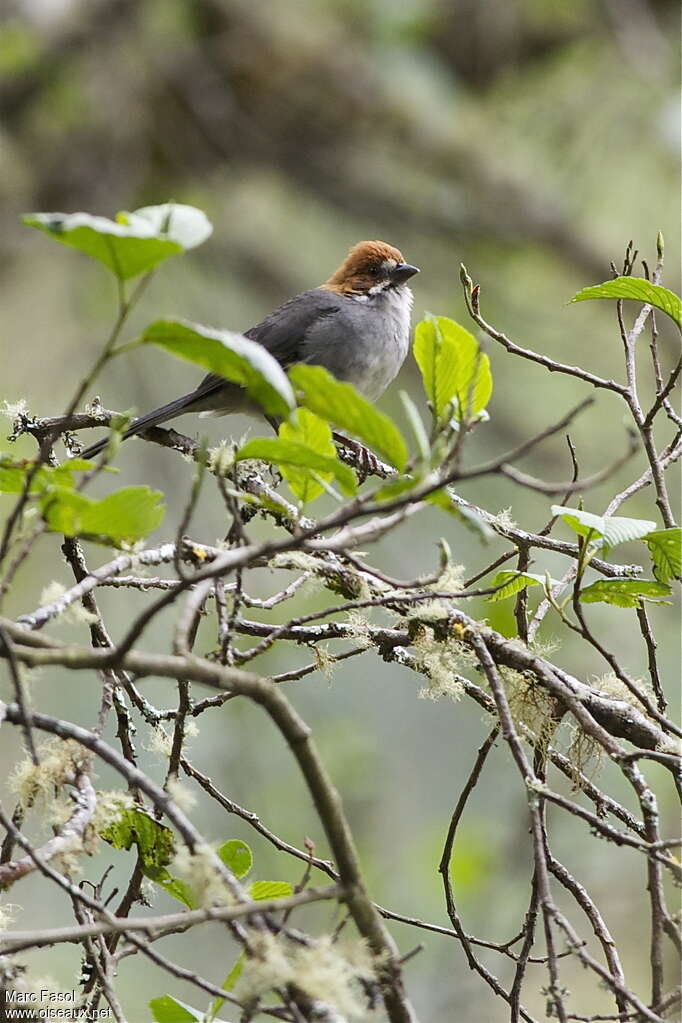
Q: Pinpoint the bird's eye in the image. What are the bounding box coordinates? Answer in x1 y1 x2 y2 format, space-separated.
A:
369 266 379 277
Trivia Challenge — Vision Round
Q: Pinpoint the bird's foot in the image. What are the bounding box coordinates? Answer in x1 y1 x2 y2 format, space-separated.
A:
332 433 384 483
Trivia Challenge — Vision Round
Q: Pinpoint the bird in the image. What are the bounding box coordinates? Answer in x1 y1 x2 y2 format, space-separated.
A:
80 240 419 460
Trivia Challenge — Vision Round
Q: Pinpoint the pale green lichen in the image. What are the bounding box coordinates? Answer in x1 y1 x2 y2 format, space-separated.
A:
292 936 375 1019
271 551 320 574
90 791 135 834
145 726 173 758
595 671 651 708
1 399 28 419
344 610 374 648
235 932 375 1020
167 778 197 813
413 628 472 701
47 797 74 830
10 740 88 808
405 598 452 622
235 932 294 1002
564 718 604 782
38 582 98 626
208 440 236 477
10 976 82 1012
403 563 466 623
501 666 558 745
493 507 517 531
145 719 197 758
51 845 85 877
0 902 20 932
430 561 466 594
314 644 337 680
171 844 235 908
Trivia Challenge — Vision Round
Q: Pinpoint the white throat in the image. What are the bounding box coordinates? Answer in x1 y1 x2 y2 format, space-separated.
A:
351 285 414 312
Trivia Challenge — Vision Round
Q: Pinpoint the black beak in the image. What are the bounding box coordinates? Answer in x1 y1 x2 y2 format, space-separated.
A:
391 262 420 284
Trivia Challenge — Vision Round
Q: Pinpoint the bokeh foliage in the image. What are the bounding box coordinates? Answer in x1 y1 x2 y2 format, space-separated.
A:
0 1 679 1020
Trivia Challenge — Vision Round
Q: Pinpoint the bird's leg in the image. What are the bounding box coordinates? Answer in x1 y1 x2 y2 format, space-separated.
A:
332 432 383 482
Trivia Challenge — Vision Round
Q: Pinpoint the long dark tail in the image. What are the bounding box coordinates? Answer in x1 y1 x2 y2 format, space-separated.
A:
80 390 205 460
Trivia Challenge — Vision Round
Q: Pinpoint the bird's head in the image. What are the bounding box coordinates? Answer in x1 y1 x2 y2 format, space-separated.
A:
323 240 420 298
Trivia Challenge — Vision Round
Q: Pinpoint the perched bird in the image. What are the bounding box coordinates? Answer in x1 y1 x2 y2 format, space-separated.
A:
81 240 419 459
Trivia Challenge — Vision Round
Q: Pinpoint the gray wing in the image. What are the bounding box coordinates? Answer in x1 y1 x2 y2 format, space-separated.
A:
194 289 346 400
79 292 347 456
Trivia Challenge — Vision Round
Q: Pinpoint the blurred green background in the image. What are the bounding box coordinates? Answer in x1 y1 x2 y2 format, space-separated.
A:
1 0 680 1019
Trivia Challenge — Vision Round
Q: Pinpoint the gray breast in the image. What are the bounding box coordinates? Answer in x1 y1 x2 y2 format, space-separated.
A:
302 287 413 401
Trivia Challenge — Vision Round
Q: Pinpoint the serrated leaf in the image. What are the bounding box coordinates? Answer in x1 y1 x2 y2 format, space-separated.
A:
23 211 183 281
249 880 294 900
217 839 252 880
598 516 658 547
551 505 657 548
413 316 492 422
289 364 408 471
580 578 672 608
278 408 337 503
139 319 295 419
122 203 212 250
236 438 357 496
100 807 175 870
488 571 550 602
42 485 165 543
571 277 681 329
643 527 681 583
149 996 203 1023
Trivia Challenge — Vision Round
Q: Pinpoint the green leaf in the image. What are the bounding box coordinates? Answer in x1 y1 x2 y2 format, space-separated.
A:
289 364 409 471
42 485 165 543
149 996 203 1023
23 211 183 281
121 204 212 250
426 490 495 542
100 807 175 870
413 316 493 422
0 457 96 495
58 458 99 473
236 438 357 497
278 408 337 503
144 866 197 909
0 461 37 493
217 839 252 880
208 953 245 1022
139 319 295 419
399 391 430 462
488 571 550 602
643 527 681 583
580 578 672 608
222 952 245 991
571 277 681 329
249 880 294 900
373 475 420 502
413 319 443 415
97 807 197 910
551 506 657 549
